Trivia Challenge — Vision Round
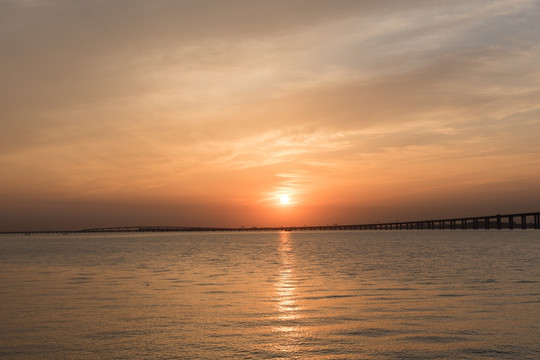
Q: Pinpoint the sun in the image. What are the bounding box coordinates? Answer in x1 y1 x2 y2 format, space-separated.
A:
280 194 290 205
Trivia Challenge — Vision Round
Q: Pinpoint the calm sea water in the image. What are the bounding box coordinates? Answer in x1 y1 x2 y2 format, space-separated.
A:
0 231 538 359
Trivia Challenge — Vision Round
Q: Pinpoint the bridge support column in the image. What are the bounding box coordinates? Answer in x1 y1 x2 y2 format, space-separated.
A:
473 218 478 230
509 216 514 230
535 214 540 229
497 215 502 230
521 215 527 229
484 217 490 230
461 219 466 230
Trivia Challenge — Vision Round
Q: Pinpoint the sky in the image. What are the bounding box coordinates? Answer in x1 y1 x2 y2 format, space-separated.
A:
1 0 540 231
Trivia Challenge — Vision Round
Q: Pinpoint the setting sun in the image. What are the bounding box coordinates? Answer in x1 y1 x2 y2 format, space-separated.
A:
280 195 290 205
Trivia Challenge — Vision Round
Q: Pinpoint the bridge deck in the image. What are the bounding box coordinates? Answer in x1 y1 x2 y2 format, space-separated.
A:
2 212 539 234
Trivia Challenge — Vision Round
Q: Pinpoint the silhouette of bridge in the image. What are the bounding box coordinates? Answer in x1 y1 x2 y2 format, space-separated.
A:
5 211 537 234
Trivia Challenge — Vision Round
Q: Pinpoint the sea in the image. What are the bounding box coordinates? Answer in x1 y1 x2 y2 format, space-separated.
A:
0 230 538 359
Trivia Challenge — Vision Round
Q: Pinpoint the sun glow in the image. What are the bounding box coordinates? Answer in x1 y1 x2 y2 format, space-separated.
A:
280 195 290 205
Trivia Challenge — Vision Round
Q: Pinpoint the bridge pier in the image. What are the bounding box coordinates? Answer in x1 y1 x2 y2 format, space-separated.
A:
521 215 527 229
509 216 514 230
497 215 502 230
484 217 490 230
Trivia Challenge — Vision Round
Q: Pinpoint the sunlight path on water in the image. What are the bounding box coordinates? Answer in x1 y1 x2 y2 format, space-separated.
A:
272 231 304 356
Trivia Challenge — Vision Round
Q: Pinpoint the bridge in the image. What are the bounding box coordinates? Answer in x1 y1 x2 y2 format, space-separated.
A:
78 211 540 232
3 211 538 234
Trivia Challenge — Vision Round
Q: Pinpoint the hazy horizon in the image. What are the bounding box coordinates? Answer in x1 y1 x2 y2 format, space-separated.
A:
2 0 540 231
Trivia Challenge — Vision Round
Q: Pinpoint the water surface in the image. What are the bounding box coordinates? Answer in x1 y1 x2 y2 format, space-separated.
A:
0 231 538 359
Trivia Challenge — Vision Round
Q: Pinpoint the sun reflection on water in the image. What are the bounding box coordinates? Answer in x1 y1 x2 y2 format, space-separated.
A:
272 231 305 355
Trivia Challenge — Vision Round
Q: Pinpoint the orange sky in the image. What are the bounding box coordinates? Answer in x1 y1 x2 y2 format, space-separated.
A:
1 0 540 231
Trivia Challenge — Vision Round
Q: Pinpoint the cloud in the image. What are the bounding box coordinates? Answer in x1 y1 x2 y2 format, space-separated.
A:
1 0 540 229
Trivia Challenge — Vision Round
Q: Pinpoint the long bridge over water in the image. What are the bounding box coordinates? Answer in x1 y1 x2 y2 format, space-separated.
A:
3 211 539 234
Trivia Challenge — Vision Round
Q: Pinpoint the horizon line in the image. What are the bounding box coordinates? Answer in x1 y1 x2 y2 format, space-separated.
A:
2 211 539 234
